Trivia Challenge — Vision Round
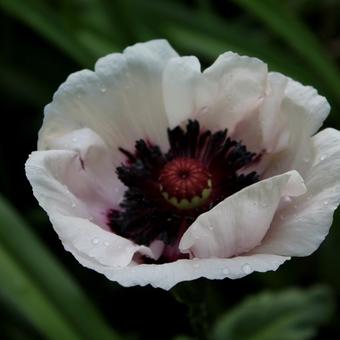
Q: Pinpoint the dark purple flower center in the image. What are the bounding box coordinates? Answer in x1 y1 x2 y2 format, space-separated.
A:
108 120 259 262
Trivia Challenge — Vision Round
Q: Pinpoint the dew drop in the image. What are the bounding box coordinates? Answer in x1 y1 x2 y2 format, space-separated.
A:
324 200 329 205
103 241 110 247
320 155 326 161
242 263 252 274
222 267 229 275
92 238 99 245
283 196 292 203
100 87 107 93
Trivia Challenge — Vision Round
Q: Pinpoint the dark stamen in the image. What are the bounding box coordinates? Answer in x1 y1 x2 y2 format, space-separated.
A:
108 120 260 262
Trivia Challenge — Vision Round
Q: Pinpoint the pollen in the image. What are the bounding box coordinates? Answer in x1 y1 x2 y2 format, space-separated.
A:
159 157 212 209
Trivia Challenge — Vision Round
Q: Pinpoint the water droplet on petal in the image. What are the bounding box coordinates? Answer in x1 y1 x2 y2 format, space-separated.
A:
324 200 329 205
242 263 252 274
283 196 292 203
100 87 107 93
92 238 99 245
222 267 229 275
71 202 76 208
103 241 110 247
320 155 326 161
208 225 214 231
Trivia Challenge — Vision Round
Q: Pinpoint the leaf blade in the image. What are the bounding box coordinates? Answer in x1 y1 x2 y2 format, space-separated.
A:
0 244 80 340
213 286 334 340
0 195 120 340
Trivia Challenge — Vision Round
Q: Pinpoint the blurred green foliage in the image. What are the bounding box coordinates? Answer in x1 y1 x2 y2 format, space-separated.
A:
213 287 334 340
0 0 339 339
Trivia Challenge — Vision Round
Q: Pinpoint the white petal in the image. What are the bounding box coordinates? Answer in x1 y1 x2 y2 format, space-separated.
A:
255 128 340 256
259 72 289 152
259 73 330 177
163 56 214 128
50 214 162 267
261 84 316 178
233 72 329 179
25 138 161 267
163 51 268 132
232 72 287 154
283 76 330 135
28 129 123 221
179 171 306 258
200 52 268 132
39 40 178 153
65 249 289 290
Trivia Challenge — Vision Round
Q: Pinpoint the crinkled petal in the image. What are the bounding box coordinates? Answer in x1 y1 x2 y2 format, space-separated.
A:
232 72 287 154
28 129 123 219
39 39 178 153
260 78 317 178
259 73 289 152
255 128 340 256
65 249 289 290
179 171 306 258
283 76 330 135
200 52 267 132
162 52 267 131
163 56 214 128
25 139 161 267
51 214 163 267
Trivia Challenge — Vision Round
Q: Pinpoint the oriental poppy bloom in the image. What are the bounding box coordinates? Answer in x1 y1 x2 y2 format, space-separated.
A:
26 40 340 289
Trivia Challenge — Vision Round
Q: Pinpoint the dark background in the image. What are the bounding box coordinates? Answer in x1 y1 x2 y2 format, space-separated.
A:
0 1 340 339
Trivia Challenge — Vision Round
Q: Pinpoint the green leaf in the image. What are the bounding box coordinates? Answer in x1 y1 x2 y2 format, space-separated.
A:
0 244 80 340
232 0 340 106
213 286 334 340
0 195 120 340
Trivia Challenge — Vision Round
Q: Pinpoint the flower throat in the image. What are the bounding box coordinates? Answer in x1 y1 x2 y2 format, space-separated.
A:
108 120 259 262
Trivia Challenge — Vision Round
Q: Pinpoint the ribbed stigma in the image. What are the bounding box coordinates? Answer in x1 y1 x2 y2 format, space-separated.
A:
159 157 212 210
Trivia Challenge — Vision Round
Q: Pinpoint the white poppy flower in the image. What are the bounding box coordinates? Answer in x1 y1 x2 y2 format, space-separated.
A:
26 40 340 290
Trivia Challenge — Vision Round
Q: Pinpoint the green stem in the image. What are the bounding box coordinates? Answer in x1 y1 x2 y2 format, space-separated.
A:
171 280 210 340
